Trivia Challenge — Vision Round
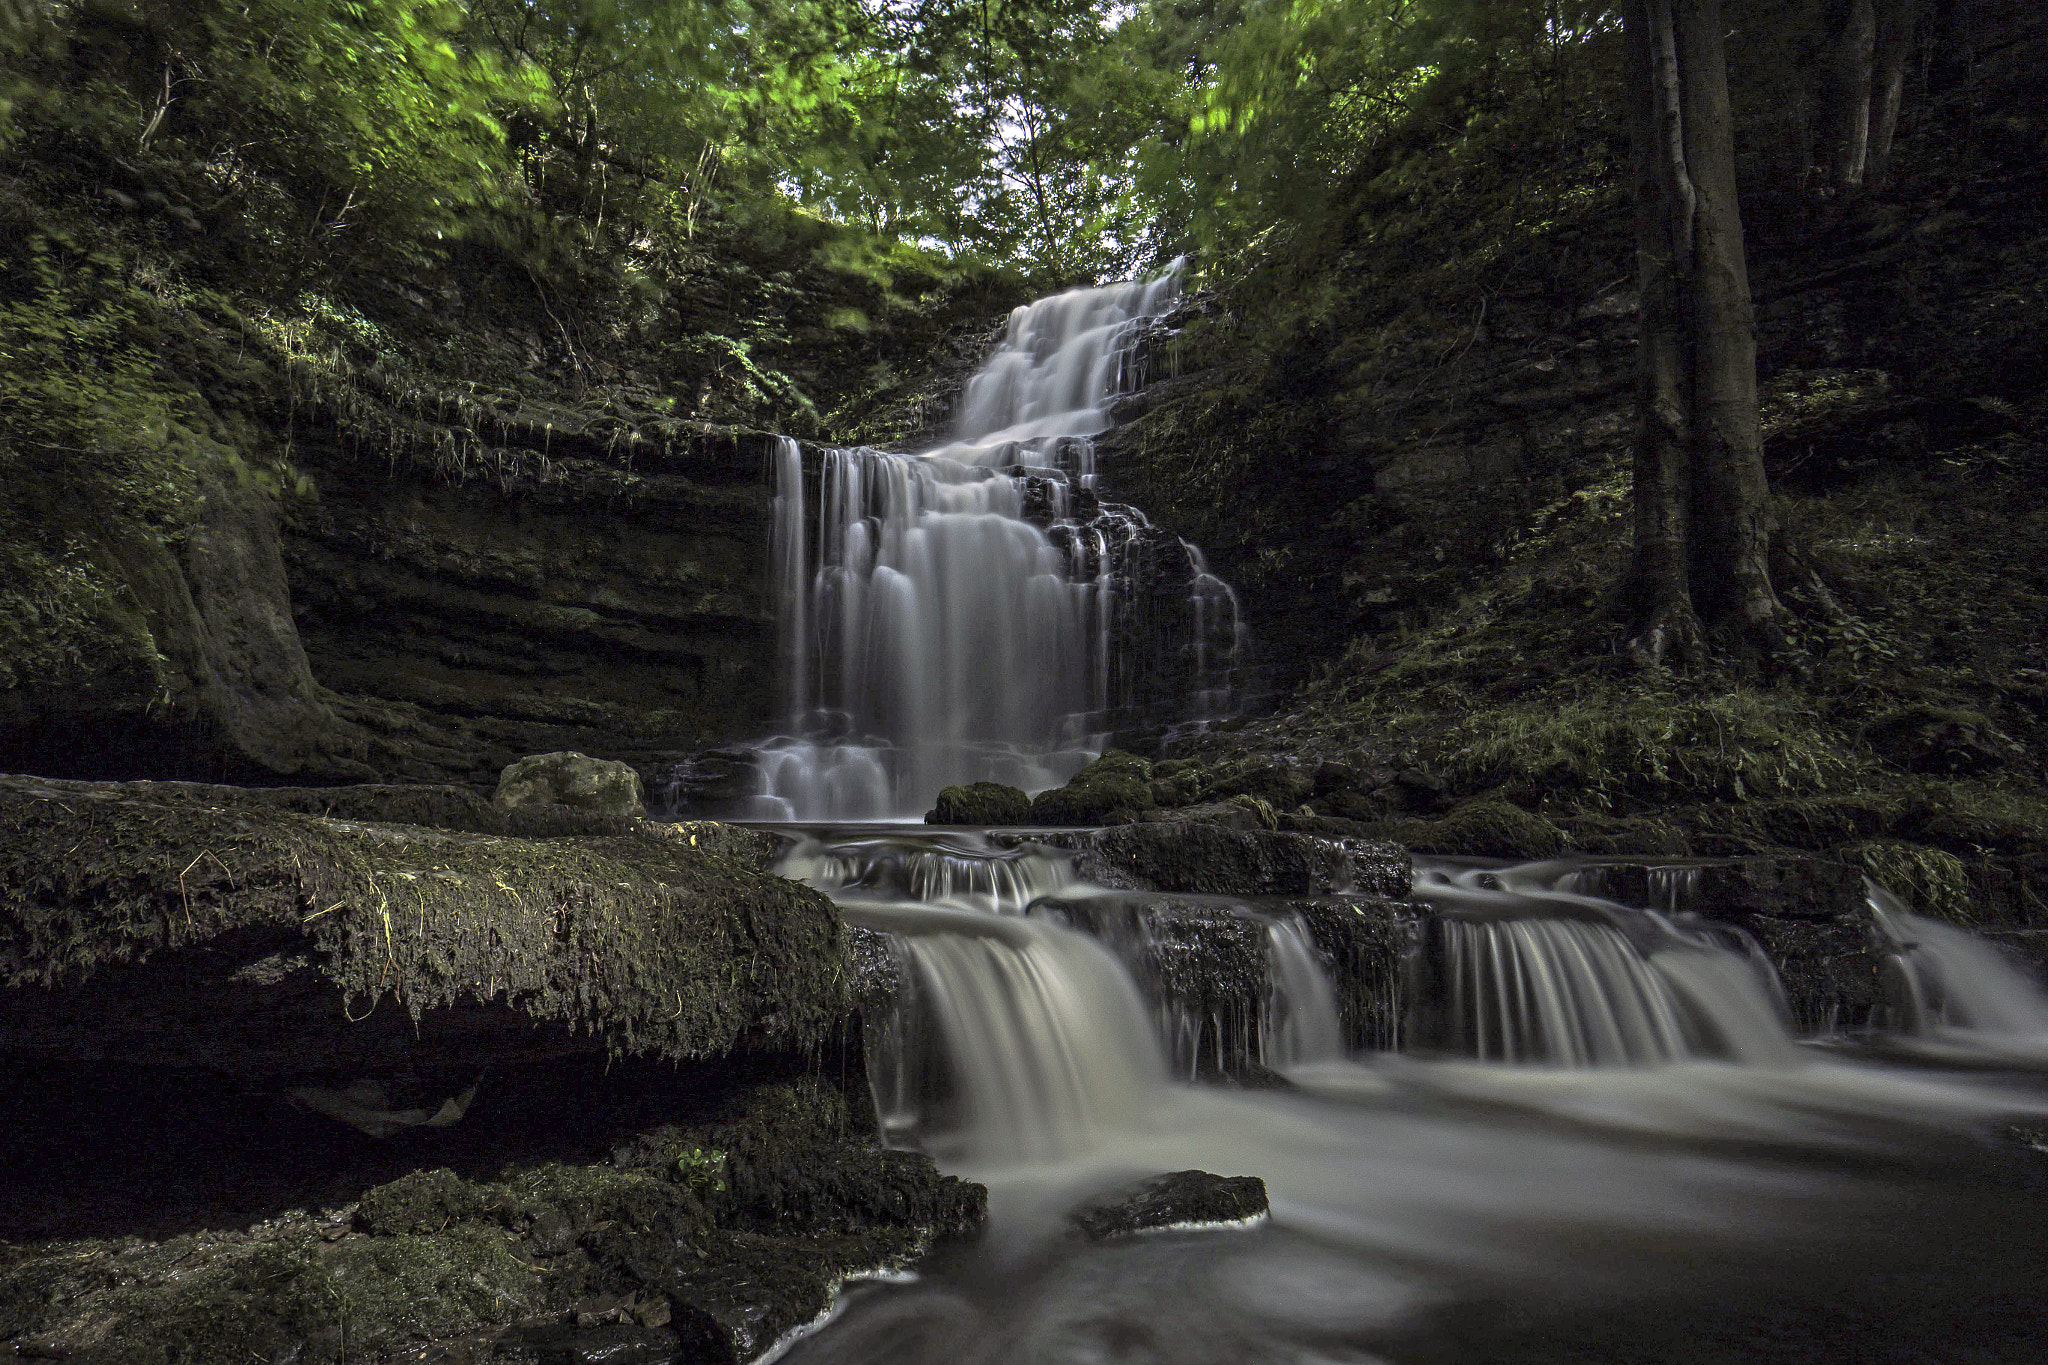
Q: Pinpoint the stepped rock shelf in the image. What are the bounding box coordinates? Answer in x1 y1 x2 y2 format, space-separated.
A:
0 776 982 1363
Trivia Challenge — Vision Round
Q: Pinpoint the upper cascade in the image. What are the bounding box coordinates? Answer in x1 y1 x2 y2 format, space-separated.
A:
743 262 1242 821
944 266 1186 458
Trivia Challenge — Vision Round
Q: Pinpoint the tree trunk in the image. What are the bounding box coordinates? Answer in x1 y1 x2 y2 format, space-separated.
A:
1864 0 1922 187
1827 0 1879 188
1621 0 1799 671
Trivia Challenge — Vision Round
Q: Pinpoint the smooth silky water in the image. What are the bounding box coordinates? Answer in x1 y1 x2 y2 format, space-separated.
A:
764 829 2048 1364
723 267 2048 1360
743 264 1243 821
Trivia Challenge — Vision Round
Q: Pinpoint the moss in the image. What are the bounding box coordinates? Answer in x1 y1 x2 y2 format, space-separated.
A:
1556 814 1693 856
355 1168 485 1237
1840 839 1977 924
1030 751 1158 826
0 777 846 1060
1724 794 1908 851
925 782 1031 825
1373 799 1570 860
1226 793 1280 831
1865 704 2021 775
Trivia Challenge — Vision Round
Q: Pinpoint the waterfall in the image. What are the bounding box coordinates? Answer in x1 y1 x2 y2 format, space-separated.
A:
1406 862 1804 1067
744 262 1243 821
1870 885 2048 1058
1263 919 1347 1068
850 905 1168 1163
1432 917 1696 1066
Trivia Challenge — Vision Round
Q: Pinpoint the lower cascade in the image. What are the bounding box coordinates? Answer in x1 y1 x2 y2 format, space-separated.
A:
775 826 2048 1364
739 263 1243 820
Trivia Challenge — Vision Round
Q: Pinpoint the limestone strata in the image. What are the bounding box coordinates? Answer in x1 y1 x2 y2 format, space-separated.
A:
282 418 781 787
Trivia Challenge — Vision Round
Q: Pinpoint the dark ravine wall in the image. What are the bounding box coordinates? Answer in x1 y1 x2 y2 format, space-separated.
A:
0 349 799 788
281 409 786 788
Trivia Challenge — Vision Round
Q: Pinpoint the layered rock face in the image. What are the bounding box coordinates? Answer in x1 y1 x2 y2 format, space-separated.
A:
282 414 783 786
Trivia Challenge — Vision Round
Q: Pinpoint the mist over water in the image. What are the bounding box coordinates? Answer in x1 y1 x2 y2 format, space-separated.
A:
772 829 2048 1365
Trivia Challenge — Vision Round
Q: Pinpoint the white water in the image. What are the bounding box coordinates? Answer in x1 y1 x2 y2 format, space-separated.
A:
1870 883 2048 1063
1263 919 1346 1068
744 264 1243 820
779 831 2048 1364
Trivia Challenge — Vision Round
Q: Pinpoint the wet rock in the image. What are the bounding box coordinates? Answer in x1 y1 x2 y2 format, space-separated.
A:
494 1322 692 1365
843 925 908 1017
925 782 1031 825
1067 1170 1269 1242
1289 897 1422 1051
496 752 646 816
651 749 761 817
1148 799 1269 831
1051 821 1409 898
712 1146 986 1238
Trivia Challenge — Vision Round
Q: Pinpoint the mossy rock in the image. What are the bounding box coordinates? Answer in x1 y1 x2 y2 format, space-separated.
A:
1839 838 1977 923
925 782 1031 825
1865 705 2021 775
495 752 647 815
1556 814 1693 856
1030 751 1157 826
0 776 846 1066
1374 799 1570 860
1201 760 1314 808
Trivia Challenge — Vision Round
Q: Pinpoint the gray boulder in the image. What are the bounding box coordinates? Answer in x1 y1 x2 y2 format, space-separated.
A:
496 752 645 816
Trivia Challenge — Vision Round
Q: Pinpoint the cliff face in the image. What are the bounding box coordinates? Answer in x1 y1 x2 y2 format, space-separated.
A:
0 386 786 787
279 405 781 787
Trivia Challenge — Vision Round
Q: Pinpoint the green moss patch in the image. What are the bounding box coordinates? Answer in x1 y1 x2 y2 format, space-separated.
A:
0 775 845 1060
1030 751 1158 825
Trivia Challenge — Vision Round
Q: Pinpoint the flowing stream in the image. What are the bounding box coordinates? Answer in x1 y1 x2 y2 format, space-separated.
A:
726 270 2048 1361
767 829 2048 1365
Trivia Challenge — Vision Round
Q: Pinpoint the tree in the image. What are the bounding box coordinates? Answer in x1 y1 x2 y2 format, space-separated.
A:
1620 0 1842 672
1820 0 1922 190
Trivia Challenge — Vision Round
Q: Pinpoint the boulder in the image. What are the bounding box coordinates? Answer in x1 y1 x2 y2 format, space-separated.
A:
1067 1170 1269 1241
1029 751 1157 825
495 752 646 816
0 1072 985 1365
926 782 1032 825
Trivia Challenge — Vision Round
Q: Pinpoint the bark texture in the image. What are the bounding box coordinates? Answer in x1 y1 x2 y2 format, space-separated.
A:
1622 0 1798 670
